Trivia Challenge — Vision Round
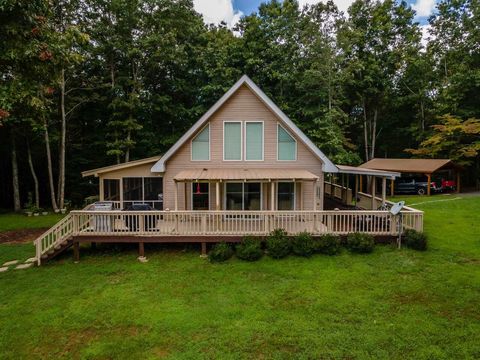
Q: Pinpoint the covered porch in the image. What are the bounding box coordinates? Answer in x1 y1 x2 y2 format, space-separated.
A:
171 168 323 211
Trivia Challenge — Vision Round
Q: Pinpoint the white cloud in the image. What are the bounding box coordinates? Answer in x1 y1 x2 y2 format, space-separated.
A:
419 24 432 48
193 0 243 28
412 0 436 17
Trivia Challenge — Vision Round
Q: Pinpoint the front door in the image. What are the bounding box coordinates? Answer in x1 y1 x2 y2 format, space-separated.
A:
192 182 209 210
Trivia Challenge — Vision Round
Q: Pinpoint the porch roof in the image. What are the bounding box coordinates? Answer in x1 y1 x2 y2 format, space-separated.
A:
335 165 400 179
173 168 319 182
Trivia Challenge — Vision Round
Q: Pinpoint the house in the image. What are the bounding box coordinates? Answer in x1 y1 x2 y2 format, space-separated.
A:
34 76 423 265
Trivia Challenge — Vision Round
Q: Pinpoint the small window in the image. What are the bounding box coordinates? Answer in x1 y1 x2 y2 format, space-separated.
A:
245 122 263 160
277 124 296 161
191 124 210 161
224 122 242 160
192 182 209 210
103 179 120 201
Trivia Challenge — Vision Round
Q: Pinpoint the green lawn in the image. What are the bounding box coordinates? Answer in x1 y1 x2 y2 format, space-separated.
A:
0 213 65 232
0 195 479 359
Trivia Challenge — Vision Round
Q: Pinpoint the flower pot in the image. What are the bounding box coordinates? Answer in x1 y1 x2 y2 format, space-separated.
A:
26 212 33 217
54 209 60 214
60 209 67 214
33 213 40 217
42 212 48 216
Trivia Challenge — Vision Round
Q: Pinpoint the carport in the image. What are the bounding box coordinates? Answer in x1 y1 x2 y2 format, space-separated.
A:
360 158 461 195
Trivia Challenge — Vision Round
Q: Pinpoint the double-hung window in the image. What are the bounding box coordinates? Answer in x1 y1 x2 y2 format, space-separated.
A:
224 121 264 161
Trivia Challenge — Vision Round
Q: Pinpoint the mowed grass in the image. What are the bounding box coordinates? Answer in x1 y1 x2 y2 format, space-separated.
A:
0 213 65 232
0 196 479 359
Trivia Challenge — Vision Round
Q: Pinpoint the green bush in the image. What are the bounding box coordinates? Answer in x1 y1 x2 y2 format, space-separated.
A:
208 242 234 263
314 234 342 255
346 233 375 253
266 228 291 259
236 236 263 261
404 229 427 251
291 232 314 257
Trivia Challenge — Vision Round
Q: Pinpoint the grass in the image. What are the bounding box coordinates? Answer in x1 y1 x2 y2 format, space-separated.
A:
0 195 479 359
0 213 65 232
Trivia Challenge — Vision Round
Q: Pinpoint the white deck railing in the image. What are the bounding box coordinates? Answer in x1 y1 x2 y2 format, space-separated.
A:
34 209 423 265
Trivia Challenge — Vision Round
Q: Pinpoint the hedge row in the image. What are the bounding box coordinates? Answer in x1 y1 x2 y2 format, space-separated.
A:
209 228 427 262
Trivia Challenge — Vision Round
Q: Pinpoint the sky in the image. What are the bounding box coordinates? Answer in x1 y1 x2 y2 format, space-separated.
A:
192 0 437 28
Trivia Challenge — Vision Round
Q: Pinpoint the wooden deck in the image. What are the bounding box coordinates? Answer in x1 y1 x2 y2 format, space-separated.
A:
33 209 423 265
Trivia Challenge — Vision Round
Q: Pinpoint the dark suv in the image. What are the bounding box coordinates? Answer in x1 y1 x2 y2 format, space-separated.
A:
394 177 442 195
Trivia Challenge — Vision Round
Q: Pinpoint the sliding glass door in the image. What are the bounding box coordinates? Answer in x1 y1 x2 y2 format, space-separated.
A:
225 183 262 210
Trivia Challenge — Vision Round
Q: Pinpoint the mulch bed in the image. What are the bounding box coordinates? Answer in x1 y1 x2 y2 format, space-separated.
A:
0 228 48 244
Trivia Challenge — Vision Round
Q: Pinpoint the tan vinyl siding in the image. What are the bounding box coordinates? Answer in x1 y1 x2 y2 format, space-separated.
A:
163 85 324 210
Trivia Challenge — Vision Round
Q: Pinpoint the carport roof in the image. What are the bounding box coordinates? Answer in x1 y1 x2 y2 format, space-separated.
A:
360 158 457 174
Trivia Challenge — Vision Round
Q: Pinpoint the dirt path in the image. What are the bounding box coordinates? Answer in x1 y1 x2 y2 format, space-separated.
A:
0 228 48 244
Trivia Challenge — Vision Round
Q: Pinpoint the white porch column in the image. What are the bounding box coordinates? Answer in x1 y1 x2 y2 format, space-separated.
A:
270 181 275 210
371 177 376 209
319 173 324 210
313 180 317 211
119 177 124 208
299 181 303 210
382 177 387 206
216 181 220 210
174 181 178 211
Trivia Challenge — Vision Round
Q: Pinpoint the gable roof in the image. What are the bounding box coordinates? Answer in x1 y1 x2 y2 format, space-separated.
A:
151 75 338 173
360 158 456 174
82 156 162 177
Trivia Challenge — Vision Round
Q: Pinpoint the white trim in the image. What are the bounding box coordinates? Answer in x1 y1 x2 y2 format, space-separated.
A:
223 121 243 161
151 75 338 173
276 123 297 161
190 123 211 162
244 120 264 161
223 181 263 210
191 182 210 210
276 181 296 210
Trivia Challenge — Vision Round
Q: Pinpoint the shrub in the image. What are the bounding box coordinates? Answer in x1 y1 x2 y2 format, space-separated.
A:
291 232 314 257
404 229 427 251
209 242 234 263
236 236 263 261
266 228 291 259
314 234 341 255
346 233 375 253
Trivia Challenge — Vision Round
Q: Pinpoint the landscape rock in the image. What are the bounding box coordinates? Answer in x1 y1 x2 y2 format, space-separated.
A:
25 257 37 263
15 263 33 270
2 260 19 266
137 256 148 263
0 267 8 273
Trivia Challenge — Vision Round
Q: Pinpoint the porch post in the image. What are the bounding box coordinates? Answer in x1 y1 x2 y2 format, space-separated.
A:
174 180 178 211
313 180 317 211
355 175 359 206
119 177 124 208
456 172 461 193
99 178 104 201
270 181 275 210
319 173 324 210
427 173 431 196
390 178 395 196
346 174 350 204
371 176 376 209
381 177 387 206
359 175 363 193
216 181 220 210
299 181 303 210
184 182 188 210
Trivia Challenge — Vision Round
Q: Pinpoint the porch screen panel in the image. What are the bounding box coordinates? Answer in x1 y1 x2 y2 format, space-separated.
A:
192 125 209 160
224 122 242 160
278 125 296 160
277 182 295 210
226 183 243 210
103 179 120 201
123 178 143 201
144 177 163 209
245 122 263 160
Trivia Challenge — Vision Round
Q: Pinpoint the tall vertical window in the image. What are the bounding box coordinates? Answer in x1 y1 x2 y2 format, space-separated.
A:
123 178 143 201
192 182 209 210
103 179 120 201
245 122 263 160
277 182 295 210
191 124 210 161
224 122 242 160
277 124 296 161
225 183 261 210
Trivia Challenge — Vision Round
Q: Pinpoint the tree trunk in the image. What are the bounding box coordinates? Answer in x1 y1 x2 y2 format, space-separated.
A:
362 99 369 161
125 130 131 163
27 143 40 208
370 108 378 160
11 136 21 212
58 67 66 209
420 100 425 132
44 115 58 211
